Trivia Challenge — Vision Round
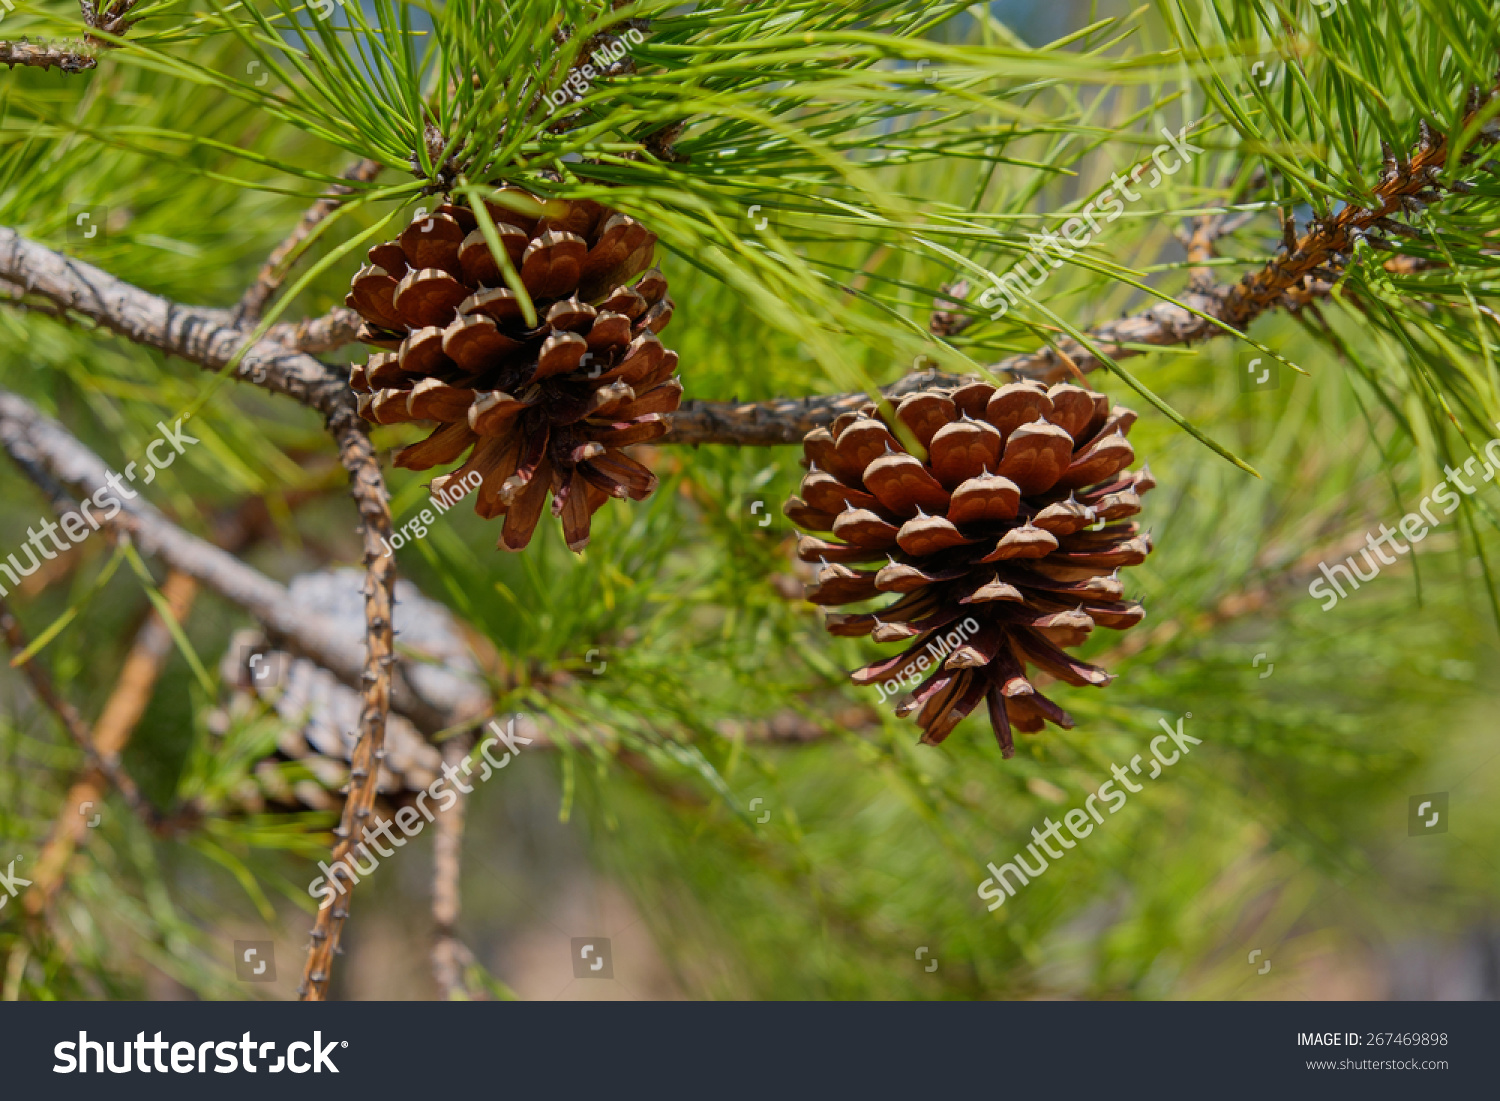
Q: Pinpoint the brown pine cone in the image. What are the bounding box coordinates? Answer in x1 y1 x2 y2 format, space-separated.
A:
785 379 1154 756
345 190 682 552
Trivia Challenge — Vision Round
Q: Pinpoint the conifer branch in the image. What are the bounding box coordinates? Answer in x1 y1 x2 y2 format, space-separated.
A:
77 0 140 43
0 241 402 997
0 0 141 73
294 409 400 996
0 228 350 409
267 306 363 354
235 158 383 326
296 449 396 998
664 370 956 446
430 737 475 1000
665 80 1500 447
0 40 96 73
0 230 401 1001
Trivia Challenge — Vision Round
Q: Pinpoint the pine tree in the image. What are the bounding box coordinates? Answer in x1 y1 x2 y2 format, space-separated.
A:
0 0 1497 1002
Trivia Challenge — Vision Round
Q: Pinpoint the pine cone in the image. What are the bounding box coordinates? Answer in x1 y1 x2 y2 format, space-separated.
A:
345 190 682 552
785 379 1154 755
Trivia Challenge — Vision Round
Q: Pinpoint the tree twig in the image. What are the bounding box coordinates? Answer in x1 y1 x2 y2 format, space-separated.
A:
235 159 383 326
430 737 476 1000
78 0 141 42
664 85 1500 447
0 40 96 73
664 370 955 446
0 228 350 412
266 307 363 354
296 403 398 1002
0 0 141 73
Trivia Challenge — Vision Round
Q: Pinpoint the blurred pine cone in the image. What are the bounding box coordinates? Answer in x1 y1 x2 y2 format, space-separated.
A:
785 379 1153 755
346 190 681 551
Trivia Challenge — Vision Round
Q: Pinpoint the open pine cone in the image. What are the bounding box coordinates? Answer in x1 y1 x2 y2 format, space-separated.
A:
345 190 681 551
785 379 1154 755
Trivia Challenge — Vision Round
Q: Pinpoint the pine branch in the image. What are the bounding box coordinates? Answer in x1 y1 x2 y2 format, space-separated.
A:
0 0 142 73
429 737 476 1000
1214 86 1500 336
664 370 955 446
296 420 399 999
0 232 404 1000
0 40 96 73
266 307 363 354
666 82 1500 448
0 228 348 410
661 252 1430 446
294 527 398 999
78 0 140 43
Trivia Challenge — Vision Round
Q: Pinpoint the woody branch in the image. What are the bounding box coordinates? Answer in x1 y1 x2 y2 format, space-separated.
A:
663 81 1500 447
